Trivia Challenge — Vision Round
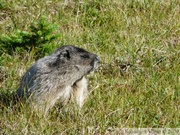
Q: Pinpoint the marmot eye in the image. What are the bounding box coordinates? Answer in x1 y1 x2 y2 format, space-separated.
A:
81 54 89 59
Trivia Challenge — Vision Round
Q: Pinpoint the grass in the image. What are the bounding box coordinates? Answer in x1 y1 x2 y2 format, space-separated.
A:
0 0 180 134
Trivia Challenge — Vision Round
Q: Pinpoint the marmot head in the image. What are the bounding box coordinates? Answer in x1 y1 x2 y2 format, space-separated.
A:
43 45 100 85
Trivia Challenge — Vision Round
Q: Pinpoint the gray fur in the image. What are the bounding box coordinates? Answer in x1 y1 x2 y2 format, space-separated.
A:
17 45 100 113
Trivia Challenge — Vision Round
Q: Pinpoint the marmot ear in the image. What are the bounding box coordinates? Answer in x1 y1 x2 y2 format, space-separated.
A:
60 50 70 59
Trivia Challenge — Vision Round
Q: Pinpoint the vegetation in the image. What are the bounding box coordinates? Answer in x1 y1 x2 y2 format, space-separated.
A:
0 0 179 134
0 16 60 57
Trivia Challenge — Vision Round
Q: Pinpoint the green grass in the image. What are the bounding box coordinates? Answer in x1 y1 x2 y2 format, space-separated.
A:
0 0 180 134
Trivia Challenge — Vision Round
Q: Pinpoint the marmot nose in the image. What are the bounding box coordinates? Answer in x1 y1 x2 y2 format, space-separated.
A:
92 55 100 70
95 56 100 63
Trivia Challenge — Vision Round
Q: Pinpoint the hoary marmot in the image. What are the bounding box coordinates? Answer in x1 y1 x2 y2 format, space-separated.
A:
16 45 100 114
